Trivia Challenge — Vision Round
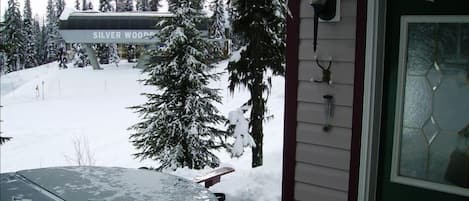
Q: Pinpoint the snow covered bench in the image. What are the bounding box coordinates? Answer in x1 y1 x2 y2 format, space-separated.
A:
193 167 235 188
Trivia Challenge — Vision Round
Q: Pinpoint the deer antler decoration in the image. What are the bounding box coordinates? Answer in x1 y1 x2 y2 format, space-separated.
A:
312 56 333 85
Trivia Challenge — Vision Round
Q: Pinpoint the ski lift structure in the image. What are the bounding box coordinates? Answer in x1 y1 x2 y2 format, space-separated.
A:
59 11 229 69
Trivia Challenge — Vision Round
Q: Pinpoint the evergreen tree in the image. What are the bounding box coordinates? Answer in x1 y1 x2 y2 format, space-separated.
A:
0 136 12 145
43 0 66 67
210 0 225 39
35 18 48 65
56 0 66 18
46 0 59 62
57 43 68 69
0 53 5 74
23 0 32 25
1 0 25 73
72 43 90 67
227 0 286 168
75 0 81 10
136 0 142 11
0 21 5 52
109 44 120 66
166 0 202 12
149 0 160 11
208 0 227 60
22 0 38 68
0 34 6 73
97 0 113 64
166 0 176 12
136 0 149 11
72 0 89 67
127 45 136 62
99 0 113 12
129 0 226 170
226 0 242 50
125 0 134 11
54 0 67 68
121 0 135 62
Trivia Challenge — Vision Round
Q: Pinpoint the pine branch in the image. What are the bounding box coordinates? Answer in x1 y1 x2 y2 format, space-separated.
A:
0 136 12 145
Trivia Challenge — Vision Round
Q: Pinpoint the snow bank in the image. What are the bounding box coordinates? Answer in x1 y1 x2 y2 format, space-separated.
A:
0 62 59 96
0 60 285 201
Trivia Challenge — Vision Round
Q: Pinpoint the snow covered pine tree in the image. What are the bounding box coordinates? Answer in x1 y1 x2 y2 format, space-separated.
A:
72 0 90 67
0 136 12 145
149 0 160 11
136 0 150 11
210 0 225 39
227 0 286 168
97 0 113 64
209 0 226 59
120 0 136 62
1 0 25 73
227 107 256 157
109 44 120 67
124 0 134 11
22 0 38 68
34 18 48 65
46 0 58 62
56 0 66 18
129 0 226 170
75 0 81 10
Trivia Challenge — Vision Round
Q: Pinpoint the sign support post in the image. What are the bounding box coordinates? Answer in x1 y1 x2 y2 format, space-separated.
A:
84 44 103 70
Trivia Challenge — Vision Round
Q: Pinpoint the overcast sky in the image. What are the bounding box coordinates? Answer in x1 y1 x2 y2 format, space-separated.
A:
0 0 98 21
0 0 171 21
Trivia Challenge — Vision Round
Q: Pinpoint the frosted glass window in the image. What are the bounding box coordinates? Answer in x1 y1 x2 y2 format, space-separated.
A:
393 17 469 196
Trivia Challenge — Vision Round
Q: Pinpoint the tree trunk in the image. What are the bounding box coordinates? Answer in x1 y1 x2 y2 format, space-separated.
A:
250 73 264 168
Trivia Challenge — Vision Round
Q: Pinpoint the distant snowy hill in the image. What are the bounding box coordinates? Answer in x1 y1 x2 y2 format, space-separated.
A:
0 61 285 200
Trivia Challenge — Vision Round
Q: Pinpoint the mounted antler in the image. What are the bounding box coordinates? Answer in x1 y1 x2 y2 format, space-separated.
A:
313 56 333 85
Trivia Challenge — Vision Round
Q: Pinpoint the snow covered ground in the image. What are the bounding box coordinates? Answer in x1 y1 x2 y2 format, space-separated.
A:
0 61 285 200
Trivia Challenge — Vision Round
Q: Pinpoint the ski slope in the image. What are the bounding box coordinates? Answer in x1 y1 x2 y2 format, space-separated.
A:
0 61 285 201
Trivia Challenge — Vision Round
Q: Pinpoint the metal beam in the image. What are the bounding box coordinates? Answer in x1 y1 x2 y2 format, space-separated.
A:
84 44 103 70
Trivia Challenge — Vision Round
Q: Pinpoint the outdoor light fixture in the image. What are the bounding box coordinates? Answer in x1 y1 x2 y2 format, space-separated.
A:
310 0 338 52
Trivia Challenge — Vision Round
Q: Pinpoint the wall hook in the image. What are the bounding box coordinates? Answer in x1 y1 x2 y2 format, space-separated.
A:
313 56 333 85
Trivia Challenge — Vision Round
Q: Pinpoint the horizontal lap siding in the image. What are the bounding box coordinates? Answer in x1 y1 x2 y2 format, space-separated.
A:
297 102 353 128
295 182 348 201
299 40 356 62
296 143 350 171
300 17 357 40
296 162 349 191
297 122 352 150
297 81 354 106
294 0 357 200
298 61 355 85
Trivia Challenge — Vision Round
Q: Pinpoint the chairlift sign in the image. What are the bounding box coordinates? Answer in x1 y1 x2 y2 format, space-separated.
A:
60 30 159 44
58 12 210 44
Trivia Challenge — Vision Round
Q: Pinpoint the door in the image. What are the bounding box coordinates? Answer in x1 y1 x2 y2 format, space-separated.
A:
378 1 469 200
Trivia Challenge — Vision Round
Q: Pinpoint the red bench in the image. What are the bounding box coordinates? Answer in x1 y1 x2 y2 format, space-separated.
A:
193 167 235 188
